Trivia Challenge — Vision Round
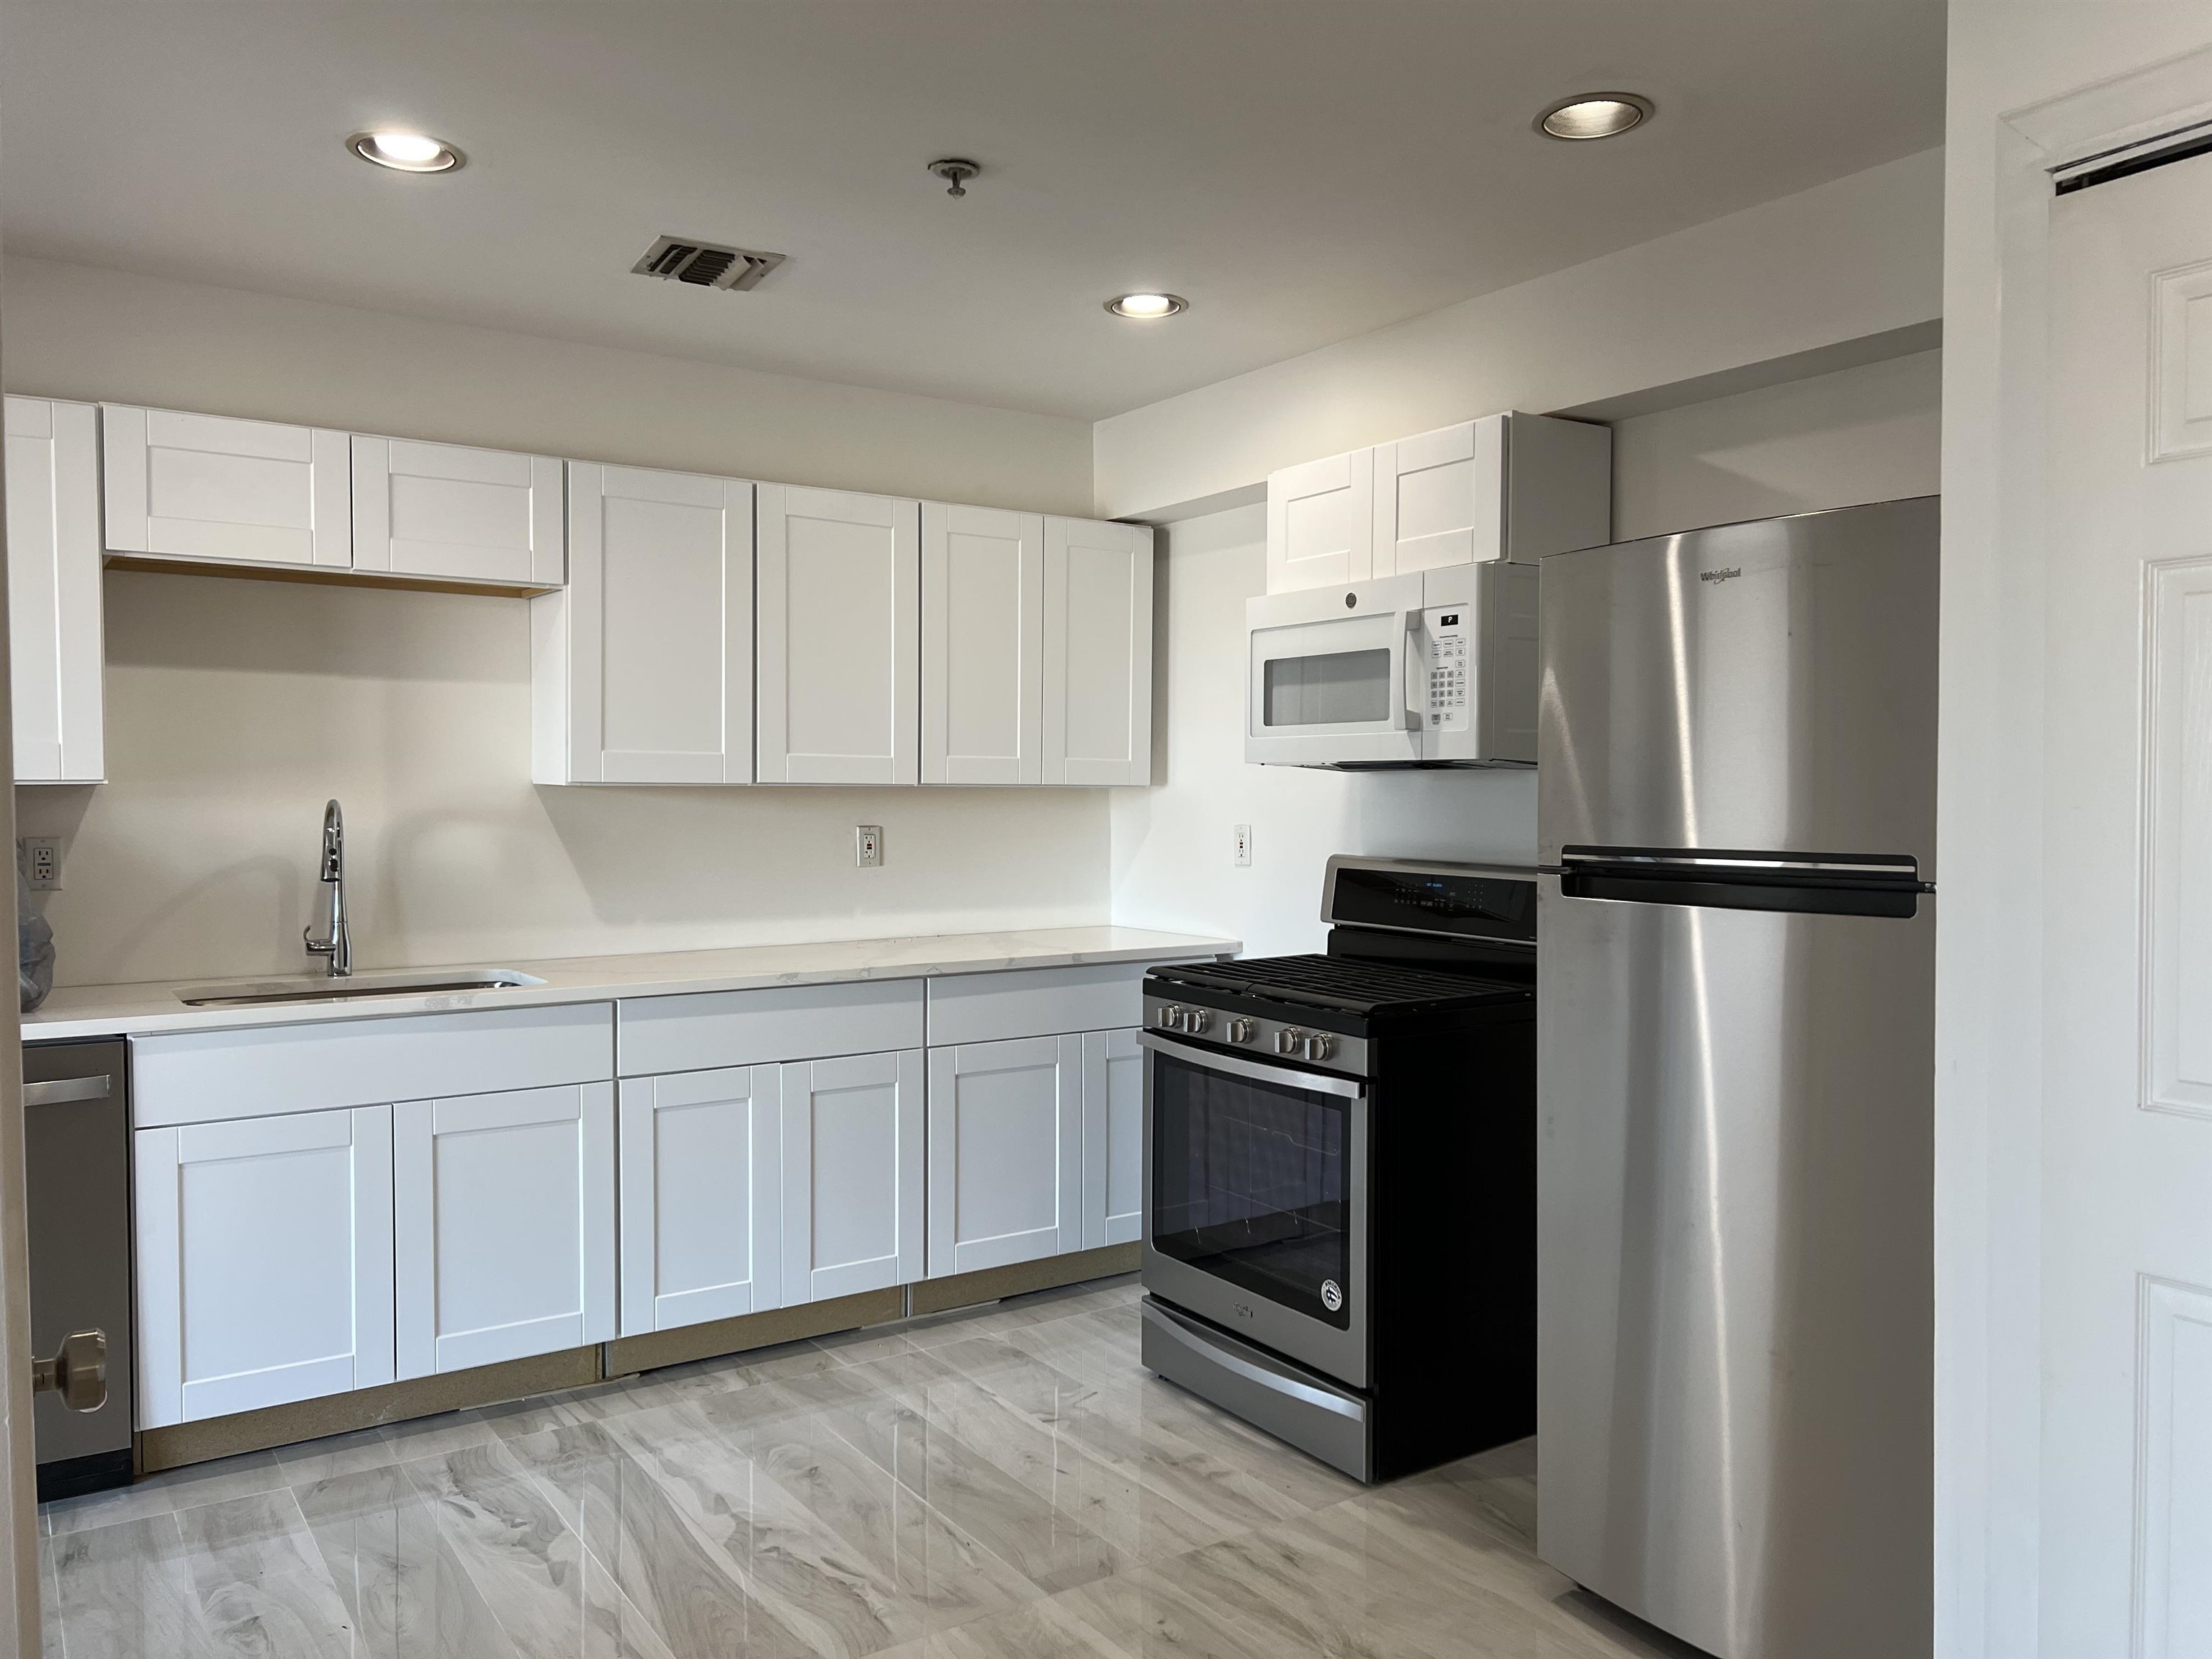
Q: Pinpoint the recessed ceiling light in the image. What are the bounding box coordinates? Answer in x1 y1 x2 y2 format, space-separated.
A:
348 130 465 174
1105 292 1187 320
1537 94 1653 141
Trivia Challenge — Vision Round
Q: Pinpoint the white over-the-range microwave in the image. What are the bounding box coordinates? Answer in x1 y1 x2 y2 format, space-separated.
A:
1244 562 1537 768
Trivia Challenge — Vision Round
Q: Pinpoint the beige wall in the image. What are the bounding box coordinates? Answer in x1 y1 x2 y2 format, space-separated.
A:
1610 349 1942 541
6 261 1107 987
1093 148 1944 520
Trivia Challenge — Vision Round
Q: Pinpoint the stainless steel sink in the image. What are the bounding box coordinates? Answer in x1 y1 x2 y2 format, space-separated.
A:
174 968 547 1007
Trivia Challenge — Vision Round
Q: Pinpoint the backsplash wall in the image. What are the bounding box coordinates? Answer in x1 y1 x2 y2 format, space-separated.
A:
17 572 1107 986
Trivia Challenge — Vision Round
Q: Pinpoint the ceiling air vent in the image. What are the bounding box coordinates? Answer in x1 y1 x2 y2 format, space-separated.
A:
631 235 786 293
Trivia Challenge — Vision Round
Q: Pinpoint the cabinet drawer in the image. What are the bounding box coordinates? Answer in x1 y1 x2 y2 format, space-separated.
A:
132 1003 613 1127
926 962 1170 1046
618 979 925 1077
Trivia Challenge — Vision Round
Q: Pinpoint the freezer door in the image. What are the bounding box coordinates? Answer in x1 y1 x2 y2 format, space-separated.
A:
1537 497 1938 875
1535 878 1932 1659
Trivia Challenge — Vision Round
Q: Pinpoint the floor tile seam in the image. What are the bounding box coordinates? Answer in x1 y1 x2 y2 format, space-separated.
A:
178 1483 343 1607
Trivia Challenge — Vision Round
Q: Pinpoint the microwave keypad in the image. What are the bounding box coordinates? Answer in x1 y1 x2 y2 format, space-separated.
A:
1426 629 1468 727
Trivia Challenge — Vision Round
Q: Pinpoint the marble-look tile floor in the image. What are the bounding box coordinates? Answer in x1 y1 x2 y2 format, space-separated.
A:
38 1276 1701 1658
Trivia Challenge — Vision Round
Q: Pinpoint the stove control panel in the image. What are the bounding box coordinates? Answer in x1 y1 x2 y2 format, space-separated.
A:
1143 994 1368 1078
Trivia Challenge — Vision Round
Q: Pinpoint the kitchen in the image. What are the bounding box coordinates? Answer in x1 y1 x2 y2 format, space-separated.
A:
0 4 2204 1658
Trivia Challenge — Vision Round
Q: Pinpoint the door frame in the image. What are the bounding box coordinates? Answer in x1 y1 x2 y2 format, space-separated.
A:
1943 38 2212 1659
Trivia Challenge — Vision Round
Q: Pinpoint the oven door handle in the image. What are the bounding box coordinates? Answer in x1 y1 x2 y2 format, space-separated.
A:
1136 1031 1366 1099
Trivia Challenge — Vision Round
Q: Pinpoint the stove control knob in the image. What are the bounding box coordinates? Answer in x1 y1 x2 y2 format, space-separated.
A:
1224 1017 1254 1045
1303 1034 1336 1063
1274 1028 1305 1056
1156 1004 1184 1030
1182 1008 1213 1036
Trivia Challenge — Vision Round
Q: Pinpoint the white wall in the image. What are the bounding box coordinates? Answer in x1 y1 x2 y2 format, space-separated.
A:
1611 349 1942 541
6 261 1107 986
1094 148 1944 520
1939 11 2212 1659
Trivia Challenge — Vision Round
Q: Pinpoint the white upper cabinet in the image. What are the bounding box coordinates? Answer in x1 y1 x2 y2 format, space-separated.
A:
7 397 104 783
1266 448 1374 592
393 1082 615 1379
102 404 351 570
1042 516 1153 786
756 484 920 786
619 1066 781 1336
133 1106 394 1429
352 435 563 588
535 463 754 786
1269 413 1612 594
922 503 1044 786
927 1034 1082 1277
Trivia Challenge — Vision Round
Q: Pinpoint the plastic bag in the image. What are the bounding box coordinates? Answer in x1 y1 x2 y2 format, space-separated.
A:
19 863 54 1012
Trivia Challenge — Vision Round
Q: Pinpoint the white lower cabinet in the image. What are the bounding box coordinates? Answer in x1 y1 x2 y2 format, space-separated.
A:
926 1035 1082 1276
134 1106 394 1429
618 1066 782 1336
395 1083 616 1378
1080 1028 1145 1249
780 1048 925 1304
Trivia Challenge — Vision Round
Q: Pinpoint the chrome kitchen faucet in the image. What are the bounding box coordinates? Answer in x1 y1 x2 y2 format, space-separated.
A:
302 799 351 977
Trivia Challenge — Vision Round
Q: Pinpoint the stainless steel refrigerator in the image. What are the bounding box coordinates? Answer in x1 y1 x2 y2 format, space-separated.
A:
1535 497 1935 1659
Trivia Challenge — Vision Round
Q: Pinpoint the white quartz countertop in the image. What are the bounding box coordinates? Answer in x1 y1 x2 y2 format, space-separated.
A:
20 925 1239 1043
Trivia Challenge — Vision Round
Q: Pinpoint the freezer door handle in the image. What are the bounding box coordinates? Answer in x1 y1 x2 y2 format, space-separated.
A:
1552 846 1929 918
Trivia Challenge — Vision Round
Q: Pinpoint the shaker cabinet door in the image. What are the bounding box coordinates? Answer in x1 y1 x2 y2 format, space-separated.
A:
756 484 920 785
134 1106 395 1428
1265 447 1372 593
353 435 563 588
539 462 753 784
1371 418 1502 577
926 1034 1082 1277
394 1082 615 1377
779 1048 925 1304
1080 1028 1146 1249
1042 516 1152 786
6 397 104 783
921 502 1044 786
102 403 350 570
617 1066 782 1336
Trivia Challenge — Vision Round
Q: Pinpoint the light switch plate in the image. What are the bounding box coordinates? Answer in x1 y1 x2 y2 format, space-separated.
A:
1233 824 1252 868
20 837 60 891
855 824 884 868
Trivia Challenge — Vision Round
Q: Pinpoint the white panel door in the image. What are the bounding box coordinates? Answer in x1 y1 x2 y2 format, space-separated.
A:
352 436 563 587
6 397 104 783
617 1066 782 1336
1042 516 1153 786
926 1034 1081 1277
1371 418 1503 577
757 484 920 784
2036 146 2212 1653
543 462 754 784
102 403 350 569
1265 448 1372 593
921 502 1043 786
394 1083 614 1377
133 1107 393 1428
1080 1028 1145 1249
780 1048 924 1304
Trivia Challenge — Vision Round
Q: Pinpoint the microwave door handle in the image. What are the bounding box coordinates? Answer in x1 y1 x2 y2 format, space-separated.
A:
1402 608 1424 730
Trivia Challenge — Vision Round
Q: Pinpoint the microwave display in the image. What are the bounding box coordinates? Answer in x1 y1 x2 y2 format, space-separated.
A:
1263 647 1392 728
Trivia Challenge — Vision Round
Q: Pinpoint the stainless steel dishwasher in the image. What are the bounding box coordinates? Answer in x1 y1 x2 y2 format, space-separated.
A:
23 1038 133 1498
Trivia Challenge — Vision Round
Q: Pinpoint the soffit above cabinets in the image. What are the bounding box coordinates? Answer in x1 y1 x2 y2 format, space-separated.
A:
0 1 1946 419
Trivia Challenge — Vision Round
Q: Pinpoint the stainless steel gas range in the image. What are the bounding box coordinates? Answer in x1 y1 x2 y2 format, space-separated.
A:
1136 856 1538 1483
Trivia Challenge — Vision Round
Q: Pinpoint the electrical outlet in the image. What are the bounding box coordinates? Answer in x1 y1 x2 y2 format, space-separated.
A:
855 824 884 868
20 837 61 891
1233 824 1252 868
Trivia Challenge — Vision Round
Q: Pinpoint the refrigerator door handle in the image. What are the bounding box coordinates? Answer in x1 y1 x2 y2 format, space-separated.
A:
1555 847 1925 882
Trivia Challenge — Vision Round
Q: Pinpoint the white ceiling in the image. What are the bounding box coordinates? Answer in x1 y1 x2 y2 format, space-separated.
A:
0 1 1946 421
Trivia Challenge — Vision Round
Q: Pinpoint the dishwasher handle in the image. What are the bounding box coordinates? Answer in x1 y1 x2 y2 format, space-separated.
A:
22 1076 113 1107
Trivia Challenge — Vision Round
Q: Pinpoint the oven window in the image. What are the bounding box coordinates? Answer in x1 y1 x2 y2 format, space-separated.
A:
1149 1051 1353 1328
1263 647 1392 728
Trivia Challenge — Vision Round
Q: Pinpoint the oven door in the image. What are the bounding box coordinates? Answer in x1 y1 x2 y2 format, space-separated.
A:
1244 577 1423 767
1140 1031 1369 1388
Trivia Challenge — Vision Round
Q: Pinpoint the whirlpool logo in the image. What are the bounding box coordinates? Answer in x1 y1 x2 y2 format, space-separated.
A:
1700 567 1743 584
